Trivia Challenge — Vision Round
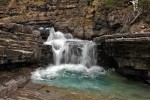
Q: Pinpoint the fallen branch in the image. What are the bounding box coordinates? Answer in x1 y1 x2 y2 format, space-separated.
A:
130 11 142 25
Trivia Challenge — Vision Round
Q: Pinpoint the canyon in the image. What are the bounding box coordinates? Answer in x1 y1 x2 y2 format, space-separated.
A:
0 0 150 99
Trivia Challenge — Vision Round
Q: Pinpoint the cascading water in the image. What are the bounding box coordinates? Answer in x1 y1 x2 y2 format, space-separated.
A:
44 28 97 66
31 27 106 88
31 28 150 100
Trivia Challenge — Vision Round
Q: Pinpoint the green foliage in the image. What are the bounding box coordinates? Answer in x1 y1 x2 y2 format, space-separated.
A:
139 0 150 13
86 0 93 5
139 0 150 3
104 0 123 7
35 0 45 5
86 0 93 2
139 0 150 6
0 0 8 5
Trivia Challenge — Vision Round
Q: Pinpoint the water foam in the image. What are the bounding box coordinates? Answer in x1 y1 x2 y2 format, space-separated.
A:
32 27 106 89
31 64 106 81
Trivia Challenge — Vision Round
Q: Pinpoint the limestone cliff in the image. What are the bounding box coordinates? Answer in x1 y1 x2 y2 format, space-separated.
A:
0 0 150 36
92 0 150 82
94 32 150 82
0 23 42 68
0 0 150 82
0 0 95 39
0 0 149 38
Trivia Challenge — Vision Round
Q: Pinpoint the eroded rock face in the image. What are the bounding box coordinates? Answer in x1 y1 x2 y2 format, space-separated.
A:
0 0 149 82
0 0 149 39
0 23 42 68
0 0 96 69
94 32 150 82
0 0 95 39
0 0 149 38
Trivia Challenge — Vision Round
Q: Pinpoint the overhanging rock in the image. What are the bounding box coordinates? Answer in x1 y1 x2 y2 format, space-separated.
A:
94 32 150 82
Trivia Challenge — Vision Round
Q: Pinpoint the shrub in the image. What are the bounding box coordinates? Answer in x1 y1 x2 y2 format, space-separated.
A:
0 0 8 5
86 0 93 2
104 0 123 7
86 0 93 5
139 0 150 4
139 0 150 13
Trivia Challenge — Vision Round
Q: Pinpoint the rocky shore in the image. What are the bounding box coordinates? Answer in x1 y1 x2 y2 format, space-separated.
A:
0 66 33 98
0 66 107 100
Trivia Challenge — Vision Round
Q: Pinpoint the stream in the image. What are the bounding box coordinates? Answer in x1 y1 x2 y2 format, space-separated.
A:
31 28 150 100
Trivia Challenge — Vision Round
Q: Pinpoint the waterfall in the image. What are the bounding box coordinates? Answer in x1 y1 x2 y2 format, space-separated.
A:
31 28 150 99
44 28 97 67
31 28 106 90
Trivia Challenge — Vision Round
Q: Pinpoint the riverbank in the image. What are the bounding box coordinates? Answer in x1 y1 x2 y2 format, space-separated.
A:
6 81 108 100
0 66 107 100
1 66 150 100
0 65 33 98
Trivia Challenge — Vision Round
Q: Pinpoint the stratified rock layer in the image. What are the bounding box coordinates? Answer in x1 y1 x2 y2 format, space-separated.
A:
0 23 42 66
0 0 149 82
0 0 95 39
94 32 150 82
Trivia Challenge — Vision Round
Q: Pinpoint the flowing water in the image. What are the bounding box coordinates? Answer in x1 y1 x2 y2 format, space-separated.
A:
31 28 150 100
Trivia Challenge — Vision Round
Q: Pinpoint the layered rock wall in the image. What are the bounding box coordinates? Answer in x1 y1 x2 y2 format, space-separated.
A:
0 23 42 69
94 32 150 82
0 0 95 39
0 0 150 81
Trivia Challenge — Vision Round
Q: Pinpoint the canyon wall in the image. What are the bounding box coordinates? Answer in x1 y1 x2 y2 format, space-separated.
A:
0 23 42 69
94 32 150 82
0 0 150 81
0 0 95 39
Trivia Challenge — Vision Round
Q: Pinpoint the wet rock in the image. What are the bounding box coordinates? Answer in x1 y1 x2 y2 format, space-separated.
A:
40 45 53 66
40 30 49 40
94 32 150 81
